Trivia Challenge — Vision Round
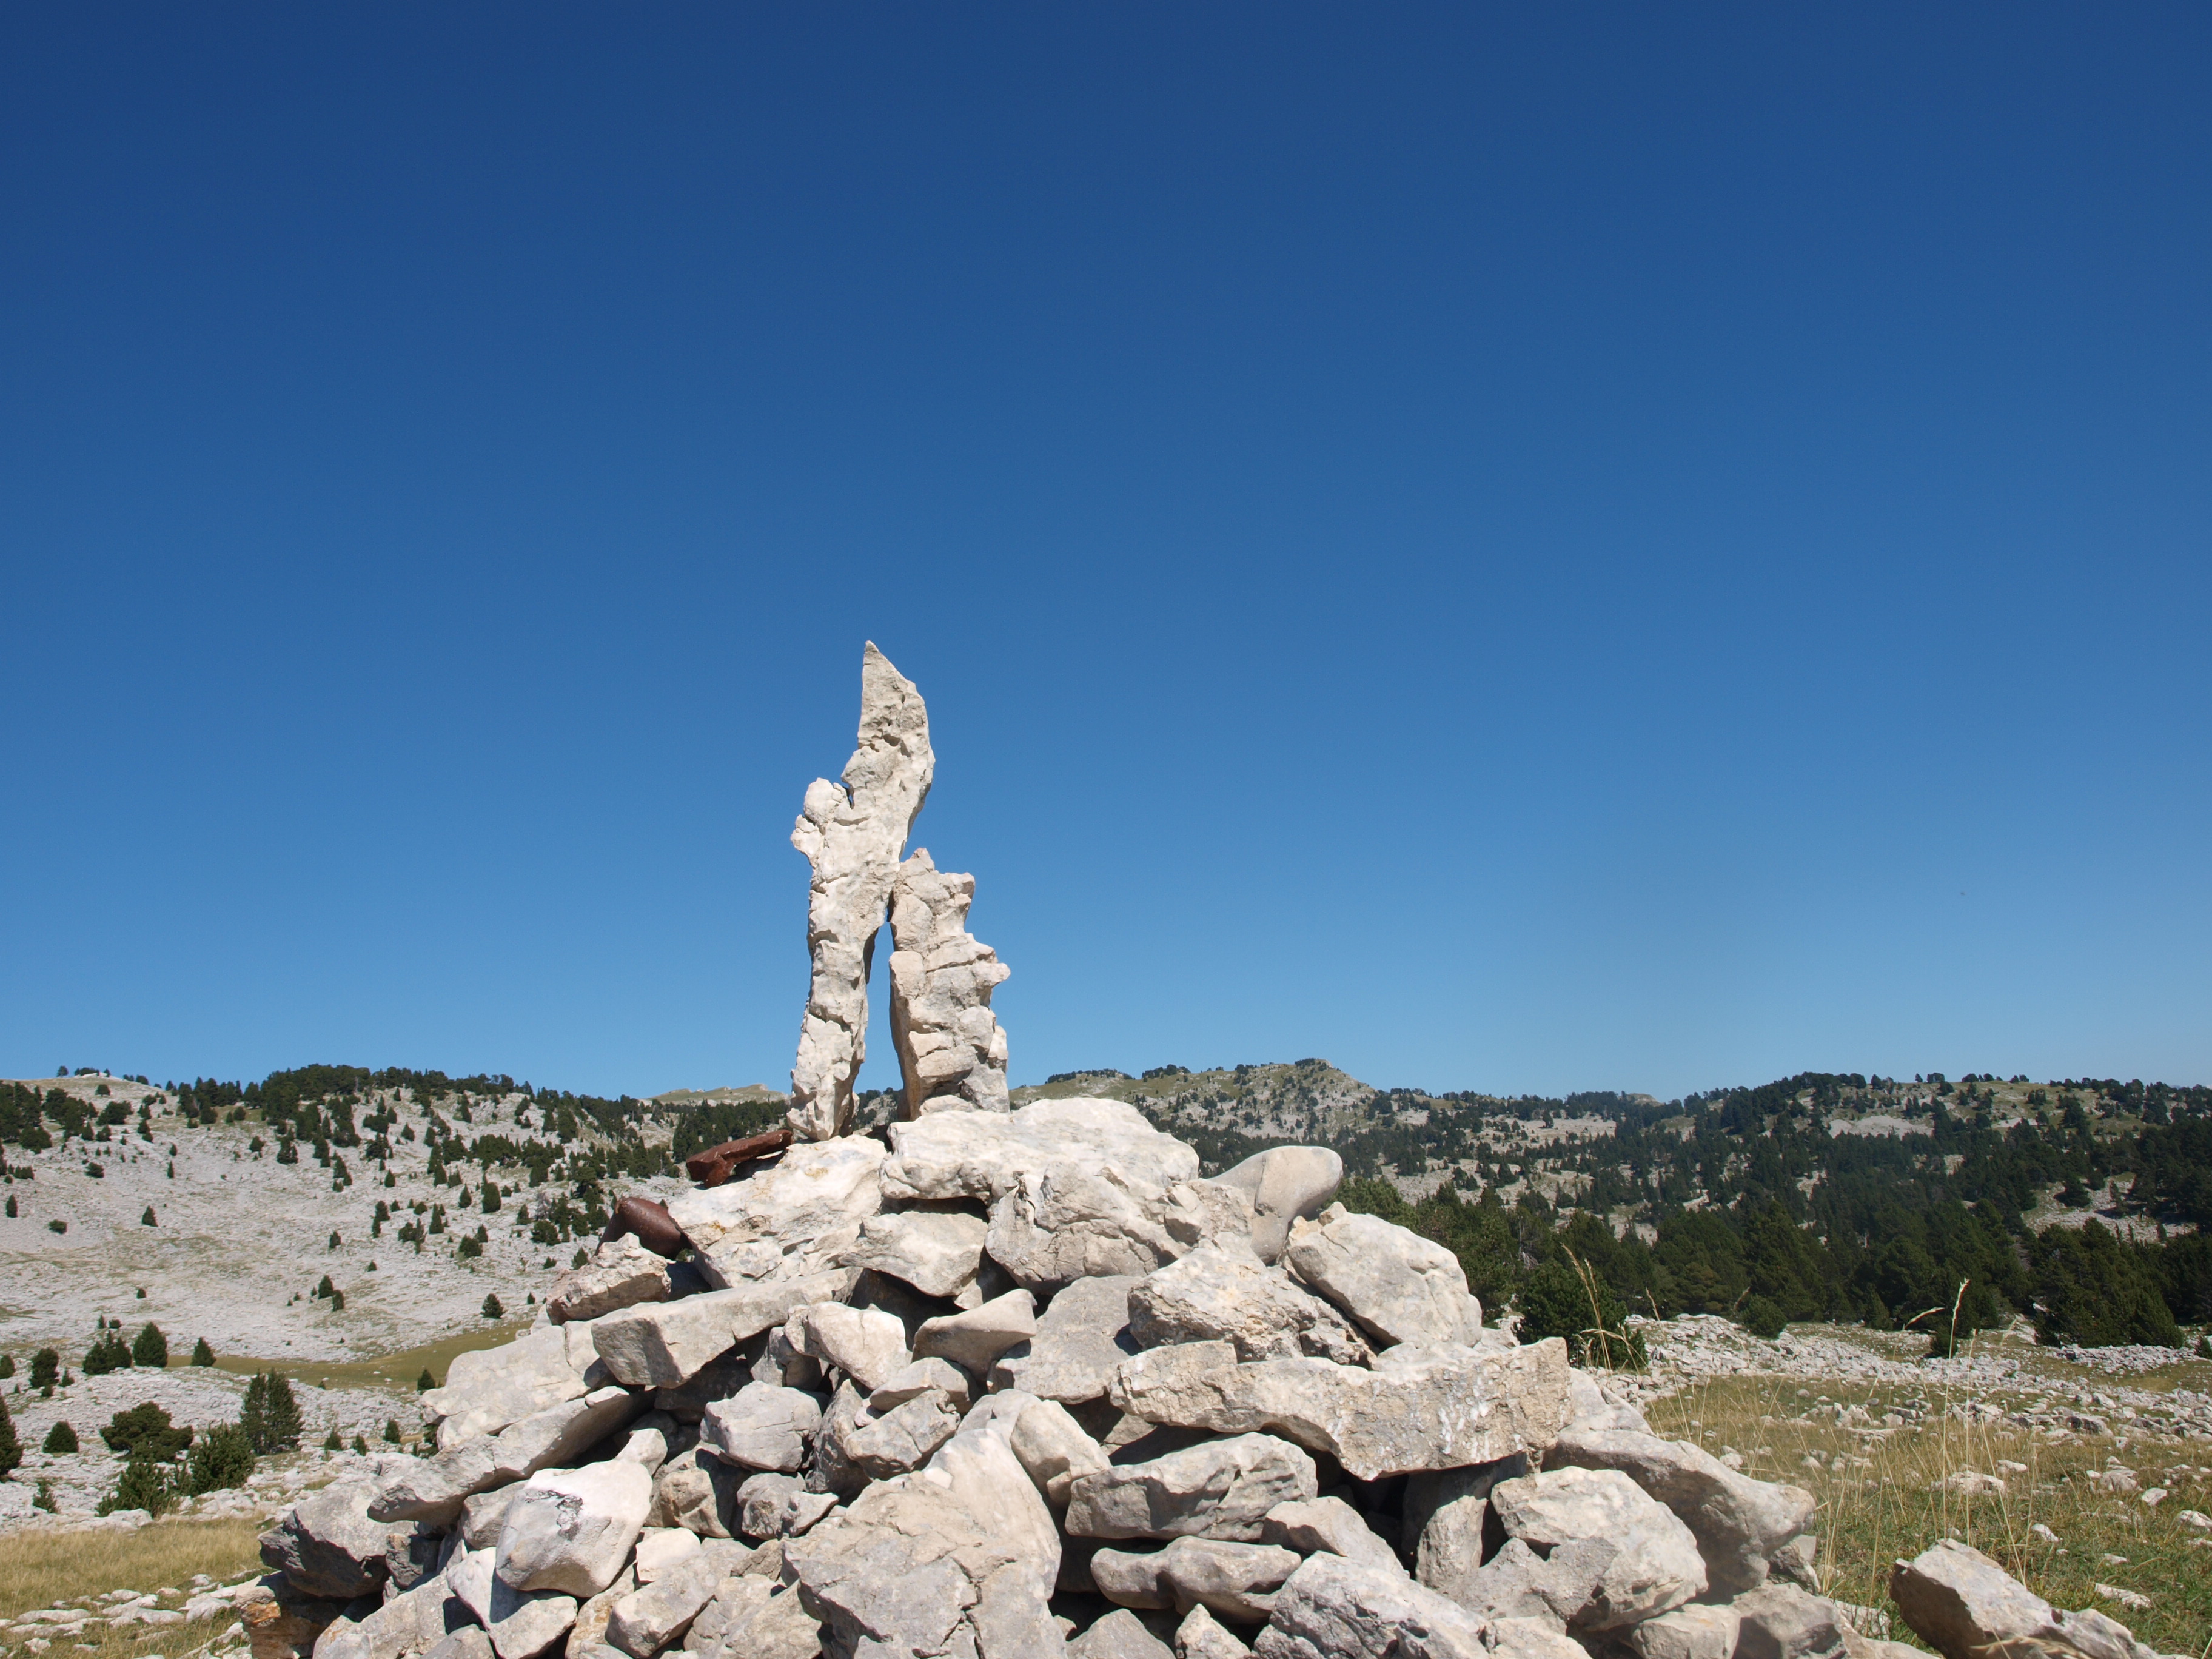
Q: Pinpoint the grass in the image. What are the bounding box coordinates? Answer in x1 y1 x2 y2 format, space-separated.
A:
201 1319 529 1391
0 1516 264 1659
1643 1366 2212 1659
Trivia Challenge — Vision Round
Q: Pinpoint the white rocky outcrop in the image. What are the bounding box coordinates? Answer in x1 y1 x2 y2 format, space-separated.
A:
786 643 936 1142
887 849 1011 1117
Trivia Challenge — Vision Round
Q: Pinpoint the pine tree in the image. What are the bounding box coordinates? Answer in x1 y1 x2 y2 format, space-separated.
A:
323 1427 343 1451
328 1231 341 1250
0 1392 20 1478
185 1423 253 1492
29 1347 58 1390
43 1419 78 1453
0 1354 12 1379
315 1275 335 1299
141 1206 157 1226
132 1323 169 1368
481 1293 504 1320
192 1338 215 1366
238 1373 267 1449
384 1418 403 1443
259 1372 303 1452
416 1367 435 1391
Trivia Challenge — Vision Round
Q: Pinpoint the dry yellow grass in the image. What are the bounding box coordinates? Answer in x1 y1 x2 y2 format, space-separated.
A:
0 1516 265 1659
1645 1372 2212 1658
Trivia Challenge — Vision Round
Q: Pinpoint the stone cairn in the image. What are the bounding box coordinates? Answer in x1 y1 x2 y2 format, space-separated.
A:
246 648 2188 1659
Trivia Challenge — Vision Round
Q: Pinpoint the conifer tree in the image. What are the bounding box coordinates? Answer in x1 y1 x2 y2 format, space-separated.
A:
132 1323 168 1368
481 1293 504 1320
30 1347 59 1390
44 1419 78 1453
192 1338 215 1366
141 1206 157 1226
258 1372 303 1452
0 1392 20 1477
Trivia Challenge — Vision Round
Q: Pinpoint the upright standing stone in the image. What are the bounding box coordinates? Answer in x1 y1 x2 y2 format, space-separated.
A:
787 643 936 1142
886 850 1011 1116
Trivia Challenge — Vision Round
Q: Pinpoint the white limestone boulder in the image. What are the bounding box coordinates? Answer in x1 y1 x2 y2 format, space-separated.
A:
1094 1538 1302 1623
1250 1553 1489 1659
1204 1148 1343 1264
425 1327 594 1449
664 1138 886 1288
886 850 1013 1118
1128 1243 1370 1364
785 1303 910 1393
1108 1337 1572 1482
991 1274 1141 1404
593 1273 848 1388
1064 1433 1318 1542
495 1461 654 1599
1008 1396 1110 1505
260 1481 395 1600
549 1237 674 1327
699 1383 823 1474
1487 1467 1706 1629
845 1209 990 1301
912 1287 1038 1372
1258 1498 1401 1576
1281 1207 1481 1349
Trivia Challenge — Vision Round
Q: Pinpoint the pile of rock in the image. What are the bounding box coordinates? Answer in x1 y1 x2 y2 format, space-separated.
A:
238 646 2191 1659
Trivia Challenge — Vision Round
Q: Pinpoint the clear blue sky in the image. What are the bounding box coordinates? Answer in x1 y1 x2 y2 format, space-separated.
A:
4 7 2207 1103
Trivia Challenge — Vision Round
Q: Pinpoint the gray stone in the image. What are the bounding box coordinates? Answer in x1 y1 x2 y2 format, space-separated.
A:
384 1523 454 1595
1248 1553 1488 1659
1094 1540 1302 1623
605 1550 723 1658
804 1382 873 1501
886 850 1012 1117
496 1461 655 1599
1731 1585 1848 1659
734 1473 839 1541
312 1568 466 1659
1128 1245 1369 1365
699 1384 824 1474
646 1451 736 1540
1203 1150 1342 1264
1064 1433 1317 1543
1401 1456 1528 1560
594 1276 849 1389
1108 1338 1572 1482
464 1488 527 1552
785 644 936 1142
426 1328 594 1448
1886 1539 2154 1659
665 1139 887 1290
449 1549 581 1659
846 1210 990 1301
842 1387 962 1480
1258 1499 1401 1576
373 1389 645 1527
991 1275 1141 1404
1070 1610 1173 1659
912 1287 1038 1372
427 1629 497 1659
1280 1208 1480 1349
1487 1467 1704 1629
1009 1397 1110 1505
550 1238 674 1326
1176 1606 1251 1659
1412 1496 1485 1601
882 1099 1203 1290
567 1570 636 1659
706 1587 820 1659
631 1527 702 1584
785 1426 1061 1659
658 1350 760 1422
868 1357 974 1412
1625 1605 1741 1659
786 1304 911 1394
684 1577 771 1656
1546 1426 1815 1596
261 1483 395 1600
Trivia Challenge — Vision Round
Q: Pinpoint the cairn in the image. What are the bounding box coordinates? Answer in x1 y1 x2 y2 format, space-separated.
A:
243 649 2190 1659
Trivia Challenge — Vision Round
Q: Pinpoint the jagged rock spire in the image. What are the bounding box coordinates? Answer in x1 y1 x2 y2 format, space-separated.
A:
887 850 1011 1118
786 643 934 1141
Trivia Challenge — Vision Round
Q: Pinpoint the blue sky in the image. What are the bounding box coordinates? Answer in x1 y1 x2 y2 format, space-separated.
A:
3 7 2207 1102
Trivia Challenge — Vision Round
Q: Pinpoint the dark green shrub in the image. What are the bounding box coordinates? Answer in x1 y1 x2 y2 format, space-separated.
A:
43 1419 78 1453
186 1423 255 1493
1738 1295 1788 1340
101 1402 192 1460
192 1337 215 1366
131 1323 168 1368
99 1456 174 1517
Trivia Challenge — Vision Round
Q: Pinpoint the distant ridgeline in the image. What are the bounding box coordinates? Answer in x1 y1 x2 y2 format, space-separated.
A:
6 1060 2208 1359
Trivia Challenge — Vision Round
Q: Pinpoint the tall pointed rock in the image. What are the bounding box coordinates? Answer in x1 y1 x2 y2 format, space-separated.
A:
786 643 934 1140
887 850 1011 1117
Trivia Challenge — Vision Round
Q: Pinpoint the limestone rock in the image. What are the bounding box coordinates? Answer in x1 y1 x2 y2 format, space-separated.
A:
700 1384 824 1473
665 1140 886 1289
1070 1610 1174 1659
685 1576 771 1655
464 1489 528 1552
631 1527 702 1584
805 1382 873 1501
312 1564 466 1659
238 1577 354 1659
1546 1426 1815 1595
1487 1467 1705 1629
594 1274 850 1388
374 1389 645 1528
784 1425 1061 1659
1258 1499 1401 1576
1626 1604 1742 1659
386 1523 454 1595
1281 1208 1480 1349
881 1099 1202 1289
1177 1605 1252 1659
605 1549 725 1658
786 643 935 1142
566 1568 635 1659
1064 1432 1317 1543
549 1238 674 1326
703 1585 820 1659
656 1349 760 1421
648 1450 737 1539
429 1630 498 1659
1128 1244 1369 1365
886 850 1012 1117
846 1210 990 1301
449 1549 580 1659
1886 1538 2156 1659
1249 1552 1489 1659
913 1287 1039 1372
496 1461 655 1599
1108 1337 1572 1482
843 1387 964 1480
735 1473 840 1540
869 1357 974 1412
426 1327 592 1449
261 1483 395 1600
1094 1539 1302 1623
1731 1586 1848 1659
1204 1150 1343 1264
1412 1495 1486 1601
991 1275 1141 1404
786 1304 911 1393
1009 1397 1110 1505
